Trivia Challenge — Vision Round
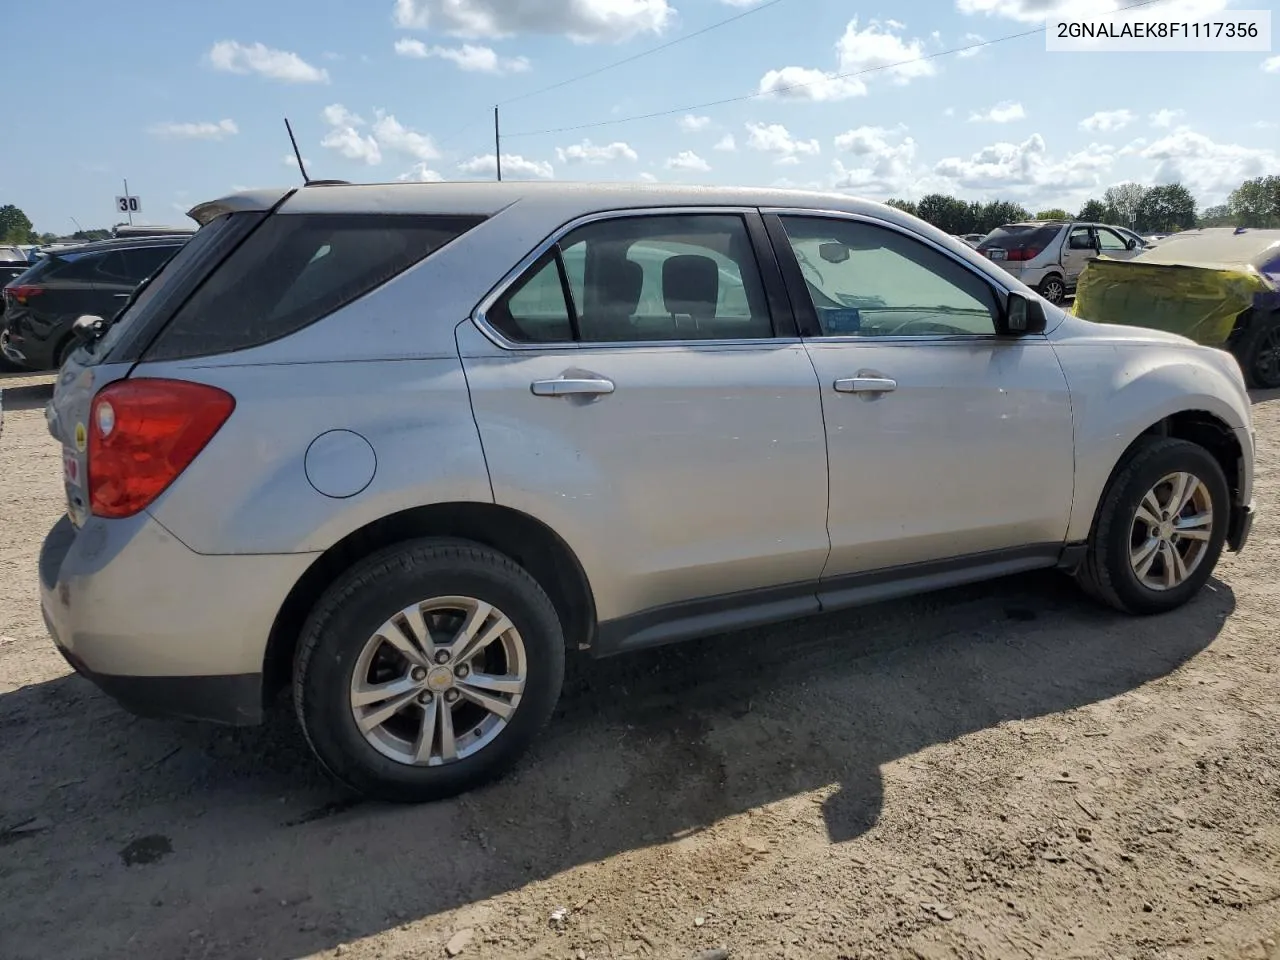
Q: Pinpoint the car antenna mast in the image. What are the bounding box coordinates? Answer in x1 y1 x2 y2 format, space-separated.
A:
284 118 313 185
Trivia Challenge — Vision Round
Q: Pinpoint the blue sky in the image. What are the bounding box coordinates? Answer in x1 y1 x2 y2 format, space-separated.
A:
6 0 1278 233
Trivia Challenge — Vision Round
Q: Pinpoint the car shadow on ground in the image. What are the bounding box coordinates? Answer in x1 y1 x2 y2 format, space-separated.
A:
1250 387 1280 405
0 570 1235 960
0 381 53 413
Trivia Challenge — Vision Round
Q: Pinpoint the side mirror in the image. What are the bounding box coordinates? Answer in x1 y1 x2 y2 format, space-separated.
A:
818 241 850 264
1126 238 1138 250
1002 292 1047 336
72 314 105 343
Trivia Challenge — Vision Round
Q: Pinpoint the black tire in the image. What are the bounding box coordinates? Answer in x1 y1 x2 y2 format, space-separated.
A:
294 538 566 803
1075 437 1229 615
1233 312 1280 389
1038 274 1066 305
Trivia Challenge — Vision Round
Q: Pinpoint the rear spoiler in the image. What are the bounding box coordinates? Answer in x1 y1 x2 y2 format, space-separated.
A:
187 188 295 227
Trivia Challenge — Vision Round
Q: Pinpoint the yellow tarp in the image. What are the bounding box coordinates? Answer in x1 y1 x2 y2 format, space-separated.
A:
1072 257 1269 347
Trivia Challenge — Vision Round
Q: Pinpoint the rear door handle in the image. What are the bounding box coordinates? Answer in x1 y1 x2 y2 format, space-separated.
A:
531 376 616 397
834 376 897 394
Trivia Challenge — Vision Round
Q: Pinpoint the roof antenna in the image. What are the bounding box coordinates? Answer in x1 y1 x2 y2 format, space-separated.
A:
284 117 312 185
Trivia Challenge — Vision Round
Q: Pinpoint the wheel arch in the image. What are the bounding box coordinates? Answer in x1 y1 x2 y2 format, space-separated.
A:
262 502 598 699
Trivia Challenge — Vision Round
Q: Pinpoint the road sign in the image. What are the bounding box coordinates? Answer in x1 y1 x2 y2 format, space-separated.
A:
115 195 141 214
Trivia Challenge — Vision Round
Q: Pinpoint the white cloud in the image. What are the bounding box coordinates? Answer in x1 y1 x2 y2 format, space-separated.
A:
831 125 918 194
458 153 554 179
745 122 821 163
758 66 866 102
283 153 312 167
1140 128 1280 203
943 107 955 117
956 32 984 56
1254 120 1278 130
1263 55 1280 73
323 103 364 127
391 0 674 43
969 100 1025 123
956 0 1230 24
208 40 329 83
1079 109 1135 133
395 38 530 74
1149 108 1184 128
638 171 659 182
149 119 238 140
714 134 737 152
371 111 439 161
934 133 1116 194
556 139 638 163
398 162 445 182
665 150 711 172
757 17 934 102
321 126 382 165
678 114 711 132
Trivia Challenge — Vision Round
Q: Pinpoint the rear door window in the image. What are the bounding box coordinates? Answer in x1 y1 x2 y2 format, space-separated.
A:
143 213 485 361
124 245 180 281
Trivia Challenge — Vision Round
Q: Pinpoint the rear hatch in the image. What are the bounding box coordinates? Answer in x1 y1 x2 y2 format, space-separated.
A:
46 205 277 527
977 223 1061 264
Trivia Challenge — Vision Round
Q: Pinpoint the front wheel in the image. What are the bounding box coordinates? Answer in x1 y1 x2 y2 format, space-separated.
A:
294 538 566 802
1038 274 1066 305
1075 437 1229 615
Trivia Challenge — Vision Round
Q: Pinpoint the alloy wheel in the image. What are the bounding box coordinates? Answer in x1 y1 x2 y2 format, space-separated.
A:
1128 471 1214 591
349 596 528 766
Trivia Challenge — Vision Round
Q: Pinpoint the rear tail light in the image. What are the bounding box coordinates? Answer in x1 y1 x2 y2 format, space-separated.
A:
1004 247 1042 262
88 378 235 519
6 284 42 303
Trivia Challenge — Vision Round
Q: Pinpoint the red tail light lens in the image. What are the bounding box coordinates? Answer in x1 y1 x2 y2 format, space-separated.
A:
88 378 235 519
6 284 43 302
1004 247 1042 262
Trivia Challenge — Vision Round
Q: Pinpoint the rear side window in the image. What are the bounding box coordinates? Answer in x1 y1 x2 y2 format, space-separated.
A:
144 213 484 361
978 225 1059 250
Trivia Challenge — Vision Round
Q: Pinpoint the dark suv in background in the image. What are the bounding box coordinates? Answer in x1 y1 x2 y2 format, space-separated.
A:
1 235 186 371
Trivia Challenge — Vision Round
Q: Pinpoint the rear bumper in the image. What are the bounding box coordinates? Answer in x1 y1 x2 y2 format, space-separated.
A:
39 513 317 726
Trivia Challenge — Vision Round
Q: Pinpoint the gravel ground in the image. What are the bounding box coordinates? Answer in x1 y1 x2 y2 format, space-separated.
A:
1 370 1278 960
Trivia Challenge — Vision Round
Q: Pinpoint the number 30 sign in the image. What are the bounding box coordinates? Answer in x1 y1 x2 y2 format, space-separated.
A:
115 196 141 214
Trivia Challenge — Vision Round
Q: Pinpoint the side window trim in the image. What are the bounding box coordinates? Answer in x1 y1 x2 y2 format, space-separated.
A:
551 245 583 342
471 206 795 351
760 208 1031 343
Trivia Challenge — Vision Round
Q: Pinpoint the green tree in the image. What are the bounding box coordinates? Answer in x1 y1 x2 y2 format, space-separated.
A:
71 228 111 242
1136 183 1197 232
0 204 34 244
1198 204 1236 227
1226 175 1280 227
972 200 1032 233
1103 182 1147 227
1077 199 1108 222
1035 208 1071 220
915 193 973 234
885 198 918 217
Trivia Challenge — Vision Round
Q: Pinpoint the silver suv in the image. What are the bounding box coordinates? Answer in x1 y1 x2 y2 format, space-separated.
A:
977 220 1151 304
40 183 1256 802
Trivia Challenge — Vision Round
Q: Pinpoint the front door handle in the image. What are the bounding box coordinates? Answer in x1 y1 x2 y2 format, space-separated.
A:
834 376 897 394
531 376 616 397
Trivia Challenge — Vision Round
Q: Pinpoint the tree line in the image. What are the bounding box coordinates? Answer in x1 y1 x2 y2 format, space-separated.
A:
887 175 1279 237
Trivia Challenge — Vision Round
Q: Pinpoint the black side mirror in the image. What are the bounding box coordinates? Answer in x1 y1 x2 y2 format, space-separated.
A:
1126 238 1138 250
1002 292 1047 336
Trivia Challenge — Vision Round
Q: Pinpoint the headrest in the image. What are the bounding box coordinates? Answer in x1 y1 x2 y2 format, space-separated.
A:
662 254 718 318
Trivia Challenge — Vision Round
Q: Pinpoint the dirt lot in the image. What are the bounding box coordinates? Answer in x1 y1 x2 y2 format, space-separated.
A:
1 371 1278 960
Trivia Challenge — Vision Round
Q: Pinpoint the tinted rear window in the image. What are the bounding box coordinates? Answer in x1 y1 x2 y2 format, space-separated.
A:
144 213 485 361
979 225 1060 249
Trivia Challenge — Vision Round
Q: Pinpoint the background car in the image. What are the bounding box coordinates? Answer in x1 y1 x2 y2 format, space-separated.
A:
976 220 1147 304
1 235 185 371
1074 226 1280 389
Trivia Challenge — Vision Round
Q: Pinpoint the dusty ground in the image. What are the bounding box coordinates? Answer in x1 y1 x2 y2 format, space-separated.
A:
1 368 1278 960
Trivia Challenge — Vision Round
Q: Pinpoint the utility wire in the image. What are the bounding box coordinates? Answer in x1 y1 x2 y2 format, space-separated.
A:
498 0 791 106
505 0 1167 139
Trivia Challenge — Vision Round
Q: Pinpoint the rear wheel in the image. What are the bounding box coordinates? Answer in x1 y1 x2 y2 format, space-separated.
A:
1234 312 1280 389
1075 438 1229 615
294 538 566 802
1038 274 1066 305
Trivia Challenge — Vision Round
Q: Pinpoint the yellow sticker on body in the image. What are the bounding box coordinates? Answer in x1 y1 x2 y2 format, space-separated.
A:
74 422 87 452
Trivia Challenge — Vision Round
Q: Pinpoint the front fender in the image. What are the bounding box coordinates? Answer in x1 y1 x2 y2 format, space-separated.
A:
1057 343 1253 543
